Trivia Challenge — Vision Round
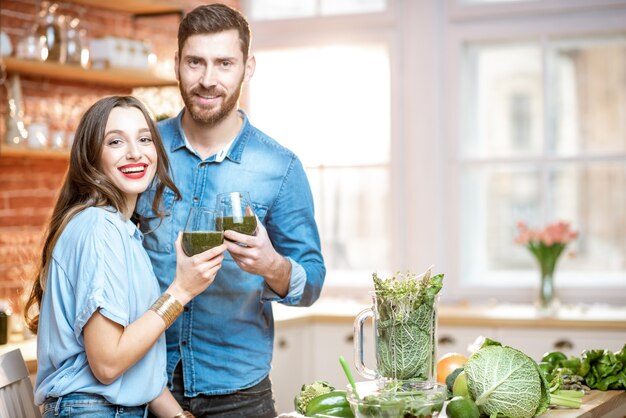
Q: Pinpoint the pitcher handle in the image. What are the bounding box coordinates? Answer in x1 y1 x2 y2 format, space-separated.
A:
353 307 377 380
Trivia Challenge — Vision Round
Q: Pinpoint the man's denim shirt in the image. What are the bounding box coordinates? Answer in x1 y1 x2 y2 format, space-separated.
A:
135 110 325 396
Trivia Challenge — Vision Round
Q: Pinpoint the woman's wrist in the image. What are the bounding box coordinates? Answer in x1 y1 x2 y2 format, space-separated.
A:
150 293 183 328
172 412 194 418
166 282 192 306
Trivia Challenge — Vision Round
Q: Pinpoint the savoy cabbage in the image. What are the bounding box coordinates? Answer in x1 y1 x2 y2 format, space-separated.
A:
373 268 443 380
463 339 551 418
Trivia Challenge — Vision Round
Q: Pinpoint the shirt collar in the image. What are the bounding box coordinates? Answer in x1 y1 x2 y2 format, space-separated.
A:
171 109 251 163
105 206 143 239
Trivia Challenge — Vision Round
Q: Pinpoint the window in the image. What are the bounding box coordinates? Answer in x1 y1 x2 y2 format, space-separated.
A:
246 0 387 20
243 0 625 304
245 6 393 285
451 7 626 303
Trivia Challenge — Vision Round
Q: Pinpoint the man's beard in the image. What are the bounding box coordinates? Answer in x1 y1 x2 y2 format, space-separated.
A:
179 76 244 127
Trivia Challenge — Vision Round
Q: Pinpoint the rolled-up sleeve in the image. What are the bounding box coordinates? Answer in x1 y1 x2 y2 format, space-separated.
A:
262 156 326 306
73 216 130 338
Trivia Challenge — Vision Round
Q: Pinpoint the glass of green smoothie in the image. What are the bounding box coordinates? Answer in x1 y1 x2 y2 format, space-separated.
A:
215 192 258 236
182 207 224 256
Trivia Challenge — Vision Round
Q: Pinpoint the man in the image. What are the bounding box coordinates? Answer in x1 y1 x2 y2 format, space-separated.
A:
136 3 326 417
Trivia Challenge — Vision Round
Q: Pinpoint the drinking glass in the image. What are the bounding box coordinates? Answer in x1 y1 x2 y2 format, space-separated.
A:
215 192 257 235
182 207 224 256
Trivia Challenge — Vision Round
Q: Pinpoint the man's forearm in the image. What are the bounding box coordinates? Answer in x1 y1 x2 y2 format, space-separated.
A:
263 254 292 297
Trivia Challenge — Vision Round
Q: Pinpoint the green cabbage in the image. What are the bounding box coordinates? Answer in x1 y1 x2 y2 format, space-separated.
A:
463 339 550 418
373 268 443 380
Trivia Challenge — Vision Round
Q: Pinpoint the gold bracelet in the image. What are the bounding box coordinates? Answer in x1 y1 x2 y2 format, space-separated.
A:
150 293 183 328
172 412 194 418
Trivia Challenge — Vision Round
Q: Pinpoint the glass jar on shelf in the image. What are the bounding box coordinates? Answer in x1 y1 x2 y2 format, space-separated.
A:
25 97 49 149
65 16 89 68
35 1 66 64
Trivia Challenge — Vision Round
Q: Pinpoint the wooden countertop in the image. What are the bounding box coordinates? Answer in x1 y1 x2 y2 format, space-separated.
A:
541 390 626 418
279 391 626 418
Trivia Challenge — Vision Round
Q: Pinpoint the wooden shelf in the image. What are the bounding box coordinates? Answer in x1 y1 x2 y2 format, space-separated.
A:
71 0 183 16
0 146 69 160
4 57 177 88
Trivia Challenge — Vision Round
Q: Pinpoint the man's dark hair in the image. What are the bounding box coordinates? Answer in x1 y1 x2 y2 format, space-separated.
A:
178 3 251 62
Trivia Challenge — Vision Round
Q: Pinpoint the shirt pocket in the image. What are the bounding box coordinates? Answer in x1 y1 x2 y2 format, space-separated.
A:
136 188 177 253
252 201 268 223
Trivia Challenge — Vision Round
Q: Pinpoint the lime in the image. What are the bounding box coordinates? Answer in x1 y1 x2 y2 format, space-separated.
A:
452 371 469 398
446 396 480 418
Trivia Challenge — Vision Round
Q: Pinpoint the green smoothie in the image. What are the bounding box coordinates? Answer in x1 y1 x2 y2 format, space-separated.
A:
217 215 257 235
182 231 224 256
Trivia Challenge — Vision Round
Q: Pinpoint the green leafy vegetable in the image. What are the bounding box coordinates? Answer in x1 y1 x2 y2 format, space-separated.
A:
579 344 626 390
463 338 582 418
539 351 589 393
372 268 444 380
355 381 446 418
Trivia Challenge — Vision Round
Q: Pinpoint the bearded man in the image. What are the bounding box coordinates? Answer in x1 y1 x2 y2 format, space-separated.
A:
136 3 325 418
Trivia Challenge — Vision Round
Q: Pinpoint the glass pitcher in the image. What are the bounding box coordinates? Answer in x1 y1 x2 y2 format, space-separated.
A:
354 281 440 385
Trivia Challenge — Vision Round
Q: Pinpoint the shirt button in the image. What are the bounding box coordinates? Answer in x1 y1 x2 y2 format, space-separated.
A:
184 306 189 312
193 197 199 202
181 340 187 346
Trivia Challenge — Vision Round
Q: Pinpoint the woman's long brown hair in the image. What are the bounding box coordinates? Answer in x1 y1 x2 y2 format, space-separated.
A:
23 96 180 334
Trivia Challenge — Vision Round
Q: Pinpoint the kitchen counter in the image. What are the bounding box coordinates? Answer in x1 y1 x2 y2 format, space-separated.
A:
2 300 625 373
278 390 626 418
272 299 626 330
539 390 625 418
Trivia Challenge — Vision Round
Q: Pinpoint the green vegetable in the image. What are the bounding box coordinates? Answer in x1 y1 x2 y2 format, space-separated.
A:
463 338 581 418
537 361 554 377
357 395 405 418
446 367 464 394
452 371 469 398
541 351 567 367
372 268 444 380
305 391 353 417
538 351 589 394
446 396 480 418
579 344 626 390
295 381 335 414
561 357 582 372
354 381 447 418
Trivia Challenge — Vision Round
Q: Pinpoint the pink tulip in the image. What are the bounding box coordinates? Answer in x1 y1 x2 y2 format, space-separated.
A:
514 221 577 246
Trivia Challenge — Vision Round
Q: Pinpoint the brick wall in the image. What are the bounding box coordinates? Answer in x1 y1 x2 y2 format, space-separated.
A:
0 0 240 320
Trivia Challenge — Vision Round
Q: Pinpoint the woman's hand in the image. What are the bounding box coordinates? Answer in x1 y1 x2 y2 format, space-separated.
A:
148 388 192 418
167 232 226 305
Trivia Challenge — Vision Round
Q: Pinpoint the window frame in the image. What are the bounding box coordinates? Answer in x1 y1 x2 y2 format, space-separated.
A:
447 0 626 22
242 0 626 305
443 0 626 304
243 2 413 294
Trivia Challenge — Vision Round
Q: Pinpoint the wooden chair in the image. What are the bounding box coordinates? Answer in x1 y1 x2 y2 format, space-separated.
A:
0 348 41 418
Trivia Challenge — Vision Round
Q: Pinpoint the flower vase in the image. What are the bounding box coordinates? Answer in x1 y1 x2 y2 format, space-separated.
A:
515 221 577 316
536 252 561 315
538 269 556 314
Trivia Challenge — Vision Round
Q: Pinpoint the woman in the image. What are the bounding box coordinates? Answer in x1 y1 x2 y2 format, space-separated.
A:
24 96 226 417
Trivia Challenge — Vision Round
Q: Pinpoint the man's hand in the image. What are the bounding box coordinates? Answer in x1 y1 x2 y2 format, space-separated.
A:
224 218 291 297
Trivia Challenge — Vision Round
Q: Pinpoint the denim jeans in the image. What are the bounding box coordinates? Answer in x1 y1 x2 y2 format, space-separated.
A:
167 364 277 418
42 393 148 418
